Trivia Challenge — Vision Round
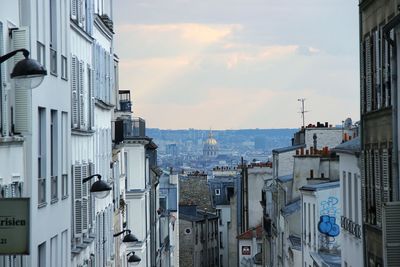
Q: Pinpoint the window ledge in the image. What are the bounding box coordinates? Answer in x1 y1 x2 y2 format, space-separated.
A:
38 202 47 209
62 195 69 200
51 198 59 204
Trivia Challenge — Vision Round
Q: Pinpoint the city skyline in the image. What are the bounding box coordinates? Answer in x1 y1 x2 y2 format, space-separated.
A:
115 0 359 129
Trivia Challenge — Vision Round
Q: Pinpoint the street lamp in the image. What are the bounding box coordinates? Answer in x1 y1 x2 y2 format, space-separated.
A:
0 48 47 88
127 252 141 265
82 174 112 199
113 229 138 247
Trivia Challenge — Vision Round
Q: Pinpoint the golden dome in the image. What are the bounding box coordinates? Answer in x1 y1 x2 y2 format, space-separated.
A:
205 131 217 146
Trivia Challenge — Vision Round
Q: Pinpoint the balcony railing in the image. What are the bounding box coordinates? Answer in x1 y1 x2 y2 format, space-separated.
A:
62 174 68 199
113 117 146 143
117 90 132 112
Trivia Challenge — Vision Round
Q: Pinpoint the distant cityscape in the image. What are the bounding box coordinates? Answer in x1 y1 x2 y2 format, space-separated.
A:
148 128 298 171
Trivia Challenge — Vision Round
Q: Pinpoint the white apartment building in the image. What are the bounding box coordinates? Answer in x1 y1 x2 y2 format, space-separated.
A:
300 182 341 267
0 1 71 266
334 137 363 267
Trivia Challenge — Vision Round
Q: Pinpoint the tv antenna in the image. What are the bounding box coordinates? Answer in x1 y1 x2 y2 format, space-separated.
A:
298 98 309 128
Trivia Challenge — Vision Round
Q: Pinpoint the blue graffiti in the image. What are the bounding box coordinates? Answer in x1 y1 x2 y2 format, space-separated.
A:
318 215 340 237
318 196 340 238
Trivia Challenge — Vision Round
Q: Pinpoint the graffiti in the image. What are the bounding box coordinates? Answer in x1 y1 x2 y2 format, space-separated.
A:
318 196 340 251
318 215 340 237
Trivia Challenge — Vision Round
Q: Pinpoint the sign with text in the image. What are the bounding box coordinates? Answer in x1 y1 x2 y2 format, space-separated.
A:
0 198 30 254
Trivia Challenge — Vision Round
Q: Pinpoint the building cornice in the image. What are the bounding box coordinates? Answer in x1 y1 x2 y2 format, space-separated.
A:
95 99 115 110
72 128 95 136
70 20 94 43
94 15 113 40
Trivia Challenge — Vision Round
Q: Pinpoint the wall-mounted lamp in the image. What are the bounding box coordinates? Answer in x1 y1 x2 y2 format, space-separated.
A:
127 251 141 265
0 48 47 88
113 229 138 247
82 174 111 199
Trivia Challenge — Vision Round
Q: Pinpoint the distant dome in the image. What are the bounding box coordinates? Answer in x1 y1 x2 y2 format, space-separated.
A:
203 131 218 158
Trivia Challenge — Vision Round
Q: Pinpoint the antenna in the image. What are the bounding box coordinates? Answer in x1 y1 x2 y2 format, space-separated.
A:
298 98 309 128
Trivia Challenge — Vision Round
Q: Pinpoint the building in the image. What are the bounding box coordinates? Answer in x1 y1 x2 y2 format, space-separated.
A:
159 171 180 267
359 0 400 265
179 204 219 267
333 137 363 267
237 225 263 267
203 131 218 159
300 181 341 267
208 168 238 267
0 1 71 266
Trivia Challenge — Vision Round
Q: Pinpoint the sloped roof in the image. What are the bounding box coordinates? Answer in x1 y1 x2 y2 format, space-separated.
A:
237 225 263 240
333 136 360 155
281 199 301 217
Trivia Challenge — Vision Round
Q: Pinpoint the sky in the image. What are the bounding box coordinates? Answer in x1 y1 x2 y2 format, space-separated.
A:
114 0 359 130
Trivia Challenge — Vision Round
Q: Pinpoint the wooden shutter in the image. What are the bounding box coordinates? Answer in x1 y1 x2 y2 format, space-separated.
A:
71 56 79 128
12 27 32 133
79 60 85 129
74 165 83 236
360 151 367 222
382 149 390 203
89 68 95 130
88 162 95 227
375 30 381 109
82 164 88 232
80 0 86 28
383 202 400 267
360 40 365 115
71 0 77 20
365 36 372 112
366 150 373 222
374 149 382 225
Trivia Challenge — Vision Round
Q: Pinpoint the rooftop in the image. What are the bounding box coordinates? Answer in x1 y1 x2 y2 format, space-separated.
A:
300 181 340 192
277 174 293 183
272 144 306 154
281 199 301 217
237 224 263 240
333 136 360 155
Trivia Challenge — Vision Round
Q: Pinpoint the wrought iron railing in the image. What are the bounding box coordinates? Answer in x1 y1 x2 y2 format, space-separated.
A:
38 177 46 206
51 175 58 202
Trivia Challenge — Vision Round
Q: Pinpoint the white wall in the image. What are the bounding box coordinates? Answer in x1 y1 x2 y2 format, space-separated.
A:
338 152 363 267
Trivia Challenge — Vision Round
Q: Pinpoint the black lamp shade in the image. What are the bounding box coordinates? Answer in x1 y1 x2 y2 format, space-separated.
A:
128 252 141 263
123 233 138 243
90 179 112 199
11 58 47 79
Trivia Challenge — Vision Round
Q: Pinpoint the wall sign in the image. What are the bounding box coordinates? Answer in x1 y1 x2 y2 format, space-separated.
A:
0 198 30 254
242 246 251 255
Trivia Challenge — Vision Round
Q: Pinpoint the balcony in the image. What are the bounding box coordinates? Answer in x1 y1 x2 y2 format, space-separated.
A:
117 90 132 112
113 117 146 144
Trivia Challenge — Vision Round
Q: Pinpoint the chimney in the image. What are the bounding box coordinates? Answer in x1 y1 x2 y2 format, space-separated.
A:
310 169 314 179
313 133 317 150
321 173 325 178
306 149 309 155
301 148 304 156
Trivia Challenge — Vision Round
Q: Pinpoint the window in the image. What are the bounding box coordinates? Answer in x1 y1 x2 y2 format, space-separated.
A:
215 189 220 195
348 172 352 220
308 203 311 244
37 41 46 67
61 55 68 80
38 107 46 207
50 0 57 75
303 203 306 240
61 230 67 267
38 242 46 267
51 110 58 203
343 171 347 217
61 112 68 199
50 235 58 267
355 174 359 224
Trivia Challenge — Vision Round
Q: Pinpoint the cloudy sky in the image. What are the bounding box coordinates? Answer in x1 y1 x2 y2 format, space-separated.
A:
114 0 359 129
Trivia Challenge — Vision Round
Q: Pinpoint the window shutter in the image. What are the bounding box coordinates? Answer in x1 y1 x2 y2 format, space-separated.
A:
80 0 86 28
12 27 32 134
365 36 372 113
366 150 373 222
82 164 88 232
375 31 381 109
89 162 95 227
361 154 366 223
382 149 390 203
79 60 85 129
0 22 9 137
383 202 400 267
89 68 95 130
71 56 79 128
74 165 83 236
360 42 365 114
374 149 382 225
71 0 77 20
86 0 93 35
